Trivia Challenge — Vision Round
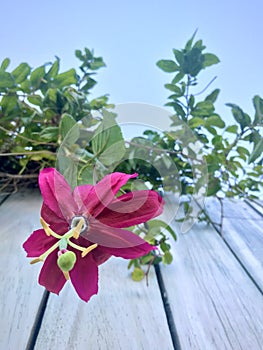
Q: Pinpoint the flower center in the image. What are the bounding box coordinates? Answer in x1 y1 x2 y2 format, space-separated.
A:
29 217 97 281
70 215 89 234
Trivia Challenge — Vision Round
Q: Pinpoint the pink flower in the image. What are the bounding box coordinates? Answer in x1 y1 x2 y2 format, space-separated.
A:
23 168 164 302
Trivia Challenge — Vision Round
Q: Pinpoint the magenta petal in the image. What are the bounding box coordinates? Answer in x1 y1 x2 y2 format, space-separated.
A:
23 229 56 257
73 184 93 213
39 168 77 222
39 251 67 294
41 203 69 234
99 241 156 259
70 251 98 302
86 172 138 218
97 190 164 227
92 247 111 265
86 220 154 250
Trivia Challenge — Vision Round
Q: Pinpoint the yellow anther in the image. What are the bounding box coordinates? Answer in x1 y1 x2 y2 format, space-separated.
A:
72 218 85 239
30 257 43 264
81 243 98 258
40 217 61 239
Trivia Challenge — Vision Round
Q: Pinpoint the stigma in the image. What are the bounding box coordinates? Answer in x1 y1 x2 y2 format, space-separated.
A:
70 215 89 234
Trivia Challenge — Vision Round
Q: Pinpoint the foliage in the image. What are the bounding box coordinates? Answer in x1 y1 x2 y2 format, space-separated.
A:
0 48 110 190
155 32 263 204
1 34 263 281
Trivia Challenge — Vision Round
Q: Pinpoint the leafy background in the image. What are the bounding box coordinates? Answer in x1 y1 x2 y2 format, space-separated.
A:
0 34 262 280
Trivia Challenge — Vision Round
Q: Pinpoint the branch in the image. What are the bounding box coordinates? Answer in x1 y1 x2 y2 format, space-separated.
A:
0 150 55 157
0 172 39 179
193 76 217 96
0 126 57 146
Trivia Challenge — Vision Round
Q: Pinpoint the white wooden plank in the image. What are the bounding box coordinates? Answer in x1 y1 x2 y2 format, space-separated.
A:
245 199 263 216
160 194 263 350
205 197 263 291
0 191 45 350
205 197 262 224
34 257 174 350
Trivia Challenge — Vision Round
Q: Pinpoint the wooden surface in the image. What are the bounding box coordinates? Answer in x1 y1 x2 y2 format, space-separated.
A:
0 191 44 350
0 191 263 350
205 197 263 292
160 194 263 350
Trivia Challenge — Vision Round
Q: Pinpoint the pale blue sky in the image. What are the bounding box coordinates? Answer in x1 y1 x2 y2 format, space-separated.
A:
1 0 262 118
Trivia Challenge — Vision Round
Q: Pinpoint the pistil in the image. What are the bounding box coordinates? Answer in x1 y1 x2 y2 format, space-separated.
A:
30 218 98 277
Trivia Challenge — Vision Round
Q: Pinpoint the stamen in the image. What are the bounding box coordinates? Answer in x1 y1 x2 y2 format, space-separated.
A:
30 240 60 264
30 257 43 264
72 218 85 239
81 243 98 257
40 217 61 239
30 217 97 268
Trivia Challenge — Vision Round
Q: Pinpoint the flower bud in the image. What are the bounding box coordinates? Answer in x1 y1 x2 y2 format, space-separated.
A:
57 250 77 272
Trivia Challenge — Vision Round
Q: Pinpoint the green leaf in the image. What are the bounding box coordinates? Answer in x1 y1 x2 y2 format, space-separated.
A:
193 39 206 50
253 95 263 125
156 59 179 73
206 154 221 172
12 63 31 84
205 115 225 128
45 88 57 104
237 146 250 160
30 65 45 89
0 94 18 114
162 251 173 264
89 57 106 70
192 101 215 117
207 177 221 196
140 254 154 265
131 267 145 282
56 122 80 188
46 59 60 79
226 103 251 130
203 53 220 68
237 146 250 157
188 117 205 128
59 113 77 140
0 58 10 71
40 126 58 141
0 71 16 89
147 219 177 241
212 135 223 148
171 71 184 84
80 77 97 92
53 68 77 88
185 29 198 51
27 95 43 106
164 83 182 94
92 110 126 166
182 47 204 76
173 49 184 65
225 125 238 133
20 79 31 93
205 88 220 103
249 138 263 163
165 101 186 117
75 49 84 60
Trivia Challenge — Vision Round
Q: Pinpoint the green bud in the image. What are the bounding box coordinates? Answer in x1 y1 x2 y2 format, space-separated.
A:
57 251 77 272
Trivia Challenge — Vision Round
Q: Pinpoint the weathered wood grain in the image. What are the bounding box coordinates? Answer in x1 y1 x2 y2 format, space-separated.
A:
0 191 45 350
160 194 263 350
245 199 263 216
205 198 263 291
34 257 174 350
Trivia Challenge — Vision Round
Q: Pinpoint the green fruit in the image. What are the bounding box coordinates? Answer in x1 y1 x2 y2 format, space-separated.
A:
57 251 77 272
